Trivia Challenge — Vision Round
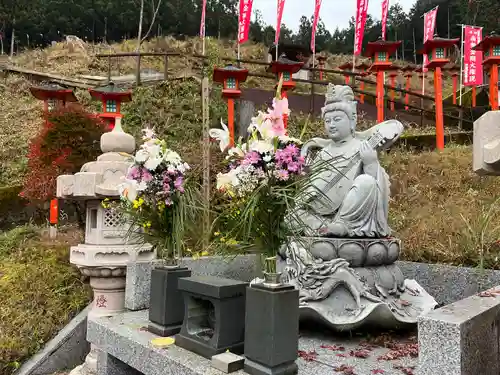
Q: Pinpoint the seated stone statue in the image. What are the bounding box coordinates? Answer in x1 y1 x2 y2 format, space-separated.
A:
288 85 402 238
275 84 437 331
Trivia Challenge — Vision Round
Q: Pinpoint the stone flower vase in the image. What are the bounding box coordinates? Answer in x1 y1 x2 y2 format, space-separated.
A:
262 255 282 287
148 261 191 337
244 254 300 375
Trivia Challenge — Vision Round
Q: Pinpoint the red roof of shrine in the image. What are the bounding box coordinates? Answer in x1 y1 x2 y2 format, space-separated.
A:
29 83 78 102
419 37 459 55
414 65 426 74
213 65 249 83
268 56 304 75
401 64 417 72
472 35 500 52
355 62 371 71
364 40 402 58
89 83 132 102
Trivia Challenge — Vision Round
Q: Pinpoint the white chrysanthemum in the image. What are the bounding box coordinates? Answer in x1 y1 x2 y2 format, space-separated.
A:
135 149 149 163
164 150 182 163
144 156 162 171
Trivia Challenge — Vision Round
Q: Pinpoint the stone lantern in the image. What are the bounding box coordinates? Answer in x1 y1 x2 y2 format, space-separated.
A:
364 39 402 123
88 83 132 130
419 36 459 150
57 118 155 375
473 33 500 110
29 83 78 123
268 56 304 129
268 56 304 96
317 55 327 80
401 64 416 110
338 62 354 85
213 64 249 146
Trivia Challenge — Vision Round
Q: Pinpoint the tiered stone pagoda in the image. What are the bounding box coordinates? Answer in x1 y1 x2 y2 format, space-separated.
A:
57 119 155 375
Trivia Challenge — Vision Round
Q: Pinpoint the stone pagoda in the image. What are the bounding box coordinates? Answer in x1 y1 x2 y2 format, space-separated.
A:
57 117 155 375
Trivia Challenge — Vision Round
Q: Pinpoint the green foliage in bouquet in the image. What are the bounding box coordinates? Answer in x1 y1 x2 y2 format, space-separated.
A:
211 80 312 263
112 128 202 262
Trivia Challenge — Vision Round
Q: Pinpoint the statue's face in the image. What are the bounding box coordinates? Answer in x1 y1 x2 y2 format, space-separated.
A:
324 111 352 141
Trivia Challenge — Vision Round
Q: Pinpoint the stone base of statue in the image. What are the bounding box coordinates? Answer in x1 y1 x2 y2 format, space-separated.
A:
276 238 437 331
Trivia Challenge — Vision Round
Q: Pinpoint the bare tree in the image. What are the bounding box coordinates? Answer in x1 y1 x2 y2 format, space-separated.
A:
137 0 162 49
135 0 162 84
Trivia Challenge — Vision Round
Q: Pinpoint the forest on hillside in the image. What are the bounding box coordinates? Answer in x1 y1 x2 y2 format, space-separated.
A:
0 0 498 63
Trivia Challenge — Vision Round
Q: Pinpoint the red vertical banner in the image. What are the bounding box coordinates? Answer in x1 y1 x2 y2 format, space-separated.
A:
275 0 286 45
200 0 207 38
354 0 369 56
310 0 322 53
381 0 389 40
463 26 483 86
238 0 254 44
423 7 438 70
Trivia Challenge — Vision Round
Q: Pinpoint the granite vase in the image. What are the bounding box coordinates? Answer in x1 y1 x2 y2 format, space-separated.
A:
244 283 299 375
148 265 191 337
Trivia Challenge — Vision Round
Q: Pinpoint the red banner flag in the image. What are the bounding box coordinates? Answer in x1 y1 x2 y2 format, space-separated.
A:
275 0 286 46
464 26 483 86
354 0 369 56
238 0 253 44
381 0 389 40
423 7 438 70
310 0 322 53
200 0 207 38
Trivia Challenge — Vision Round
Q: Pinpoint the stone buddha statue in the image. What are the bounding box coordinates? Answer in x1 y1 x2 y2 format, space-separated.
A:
276 84 437 331
288 85 399 238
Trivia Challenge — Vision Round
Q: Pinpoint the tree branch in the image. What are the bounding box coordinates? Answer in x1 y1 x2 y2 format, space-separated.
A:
140 0 162 44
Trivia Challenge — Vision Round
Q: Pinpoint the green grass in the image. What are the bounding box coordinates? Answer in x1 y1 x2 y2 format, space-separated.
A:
0 225 91 375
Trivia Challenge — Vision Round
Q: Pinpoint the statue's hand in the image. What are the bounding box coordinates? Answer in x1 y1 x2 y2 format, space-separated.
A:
360 140 378 166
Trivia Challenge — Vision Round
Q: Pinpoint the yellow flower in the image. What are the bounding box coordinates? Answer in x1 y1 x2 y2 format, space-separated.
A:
133 198 145 209
226 239 238 245
214 232 220 236
142 221 151 228
220 237 226 243
191 250 210 260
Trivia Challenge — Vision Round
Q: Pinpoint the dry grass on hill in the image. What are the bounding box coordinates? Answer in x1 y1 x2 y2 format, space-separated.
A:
386 145 500 269
9 36 448 95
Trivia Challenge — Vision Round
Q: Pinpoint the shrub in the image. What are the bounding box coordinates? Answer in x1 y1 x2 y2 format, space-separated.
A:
20 107 107 201
0 226 90 375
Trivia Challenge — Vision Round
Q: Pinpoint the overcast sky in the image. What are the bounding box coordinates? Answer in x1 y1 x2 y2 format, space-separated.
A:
252 0 415 32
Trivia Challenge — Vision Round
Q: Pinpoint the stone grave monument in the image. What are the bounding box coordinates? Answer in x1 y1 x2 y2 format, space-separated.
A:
279 84 437 330
57 117 155 375
473 110 500 175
